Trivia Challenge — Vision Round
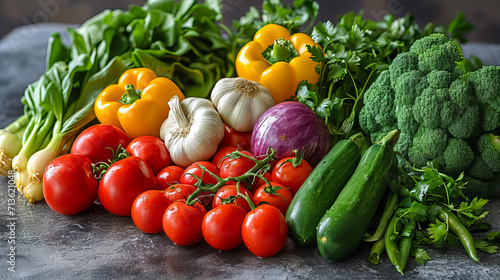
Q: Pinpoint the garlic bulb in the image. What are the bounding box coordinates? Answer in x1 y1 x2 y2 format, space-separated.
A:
210 78 275 132
160 96 224 168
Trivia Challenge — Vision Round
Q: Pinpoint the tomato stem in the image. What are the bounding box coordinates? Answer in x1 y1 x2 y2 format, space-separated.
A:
185 147 277 206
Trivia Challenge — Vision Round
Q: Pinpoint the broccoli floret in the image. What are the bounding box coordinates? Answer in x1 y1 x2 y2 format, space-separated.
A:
478 133 500 172
412 88 448 129
448 104 480 139
409 33 451 55
448 79 475 110
443 138 474 176
394 70 427 106
412 35 462 74
389 52 419 86
468 155 494 180
467 66 500 111
408 127 448 166
394 105 419 137
427 70 452 89
359 70 397 140
481 104 500 132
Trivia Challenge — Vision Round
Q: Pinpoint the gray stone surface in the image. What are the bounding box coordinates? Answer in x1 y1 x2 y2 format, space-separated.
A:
0 23 499 280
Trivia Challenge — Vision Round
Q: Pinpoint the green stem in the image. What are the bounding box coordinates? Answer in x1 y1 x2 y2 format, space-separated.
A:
19 112 56 160
263 39 299 64
272 39 294 61
5 115 29 134
185 148 277 206
378 129 401 148
121 84 142 105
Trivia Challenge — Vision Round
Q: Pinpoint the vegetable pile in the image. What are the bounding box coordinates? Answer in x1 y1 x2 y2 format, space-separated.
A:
0 0 499 275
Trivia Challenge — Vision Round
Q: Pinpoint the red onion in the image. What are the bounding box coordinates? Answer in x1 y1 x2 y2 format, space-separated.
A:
251 101 331 167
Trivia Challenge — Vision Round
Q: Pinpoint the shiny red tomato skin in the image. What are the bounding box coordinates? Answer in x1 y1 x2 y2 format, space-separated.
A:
252 182 293 215
156 166 185 190
219 151 256 185
202 204 247 251
71 124 130 164
163 184 197 203
212 185 253 212
43 154 98 215
218 123 252 151
180 161 219 186
98 156 157 216
162 199 207 246
272 157 313 195
131 190 170 234
241 204 288 257
212 146 239 168
126 136 172 175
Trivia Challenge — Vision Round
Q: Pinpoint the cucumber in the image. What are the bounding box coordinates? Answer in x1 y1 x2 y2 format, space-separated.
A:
316 129 399 260
285 133 365 247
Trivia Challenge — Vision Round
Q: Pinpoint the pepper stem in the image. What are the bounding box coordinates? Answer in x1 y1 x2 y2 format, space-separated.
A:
120 84 142 105
262 39 299 64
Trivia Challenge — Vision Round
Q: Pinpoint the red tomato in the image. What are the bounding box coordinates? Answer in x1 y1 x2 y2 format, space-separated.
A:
212 185 253 212
131 190 170 234
162 199 207 246
98 156 157 216
202 204 247 251
180 161 219 186
272 156 313 195
241 204 288 257
163 183 197 203
250 171 272 194
71 124 130 164
43 154 98 215
218 123 252 151
219 151 256 185
156 166 185 190
212 146 238 168
126 136 172 175
252 182 293 216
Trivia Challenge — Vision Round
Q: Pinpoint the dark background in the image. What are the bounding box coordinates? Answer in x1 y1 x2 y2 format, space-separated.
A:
1 0 500 43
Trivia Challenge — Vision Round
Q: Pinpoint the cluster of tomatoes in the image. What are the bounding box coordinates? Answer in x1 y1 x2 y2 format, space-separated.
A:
42 123 313 258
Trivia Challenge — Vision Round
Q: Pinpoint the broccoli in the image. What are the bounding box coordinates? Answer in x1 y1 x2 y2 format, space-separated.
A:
478 133 500 172
481 104 500 132
468 156 494 180
358 33 500 186
443 138 474 176
467 66 500 111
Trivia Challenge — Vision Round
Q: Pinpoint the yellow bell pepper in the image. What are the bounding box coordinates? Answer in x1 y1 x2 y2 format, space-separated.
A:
236 24 321 103
94 68 184 139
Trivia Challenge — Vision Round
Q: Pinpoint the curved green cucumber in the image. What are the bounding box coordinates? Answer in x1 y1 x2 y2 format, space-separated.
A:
285 135 364 247
316 130 399 260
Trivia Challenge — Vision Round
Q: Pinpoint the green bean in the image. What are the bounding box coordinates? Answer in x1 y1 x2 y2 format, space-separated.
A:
369 238 385 264
385 215 403 274
437 208 479 262
365 191 398 242
398 220 416 274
